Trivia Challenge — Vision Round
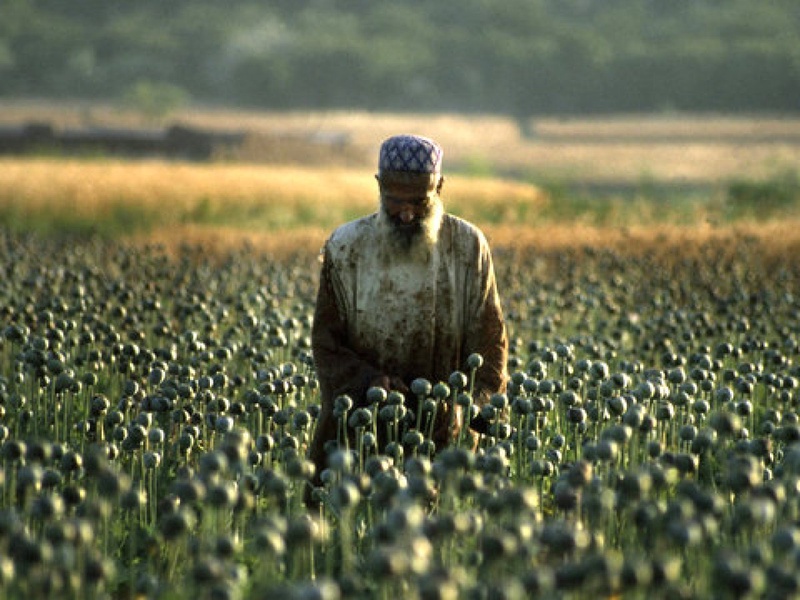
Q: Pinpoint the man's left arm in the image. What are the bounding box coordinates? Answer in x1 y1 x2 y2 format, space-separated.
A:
464 237 508 403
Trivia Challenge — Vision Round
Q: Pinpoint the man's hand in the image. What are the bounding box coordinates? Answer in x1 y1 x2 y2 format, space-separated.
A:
369 375 409 396
432 403 479 450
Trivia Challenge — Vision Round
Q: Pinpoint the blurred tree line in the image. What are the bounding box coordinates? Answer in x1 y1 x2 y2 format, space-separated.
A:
1 0 798 125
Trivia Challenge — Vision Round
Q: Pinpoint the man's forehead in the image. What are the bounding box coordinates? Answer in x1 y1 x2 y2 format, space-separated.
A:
377 171 439 193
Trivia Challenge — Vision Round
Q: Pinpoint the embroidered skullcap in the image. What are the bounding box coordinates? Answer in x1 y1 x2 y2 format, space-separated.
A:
378 134 443 176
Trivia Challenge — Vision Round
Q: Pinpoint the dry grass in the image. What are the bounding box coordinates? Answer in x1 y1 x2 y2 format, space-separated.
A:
1 154 797 265
505 141 800 184
0 157 547 232
531 114 800 139
129 221 800 269
2 101 800 262
2 100 799 184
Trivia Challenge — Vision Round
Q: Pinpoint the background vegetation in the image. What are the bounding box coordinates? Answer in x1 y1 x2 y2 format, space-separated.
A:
1 189 800 599
2 3 800 597
2 154 800 264
2 0 799 125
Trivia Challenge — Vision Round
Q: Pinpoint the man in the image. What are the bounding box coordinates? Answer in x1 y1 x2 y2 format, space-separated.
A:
308 134 508 482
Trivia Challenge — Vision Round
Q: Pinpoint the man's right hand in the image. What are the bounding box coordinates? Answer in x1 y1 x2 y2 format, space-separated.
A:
369 375 409 396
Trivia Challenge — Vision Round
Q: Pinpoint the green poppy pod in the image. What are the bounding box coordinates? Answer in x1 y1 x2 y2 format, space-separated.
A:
448 371 468 391
327 449 354 473
439 447 475 471
559 390 580 407
655 401 675 422
709 411 742 437
456 392 473 408
567 407 587 424
366 386 388 406
331 480 361 510
405 456 432 478
348 407 373 429
490 393 509 410
41 468 62 490
419 439 436 455
215 415 234 433
207 482 238 509
286 457 315 480
387 390 405 405
159 509 195 541
411 378 432 397
467 353 484 369
679 424 698 442
530 459 554 477
148 427 165 446
60 450 83 473
489 422 512 439
432 382 450 399
595 439 618 462
646 440 662 459
379 404 400 423
480 404 497 422
178 432 195 452
335 395 354 413
513 397 532 415
538 379 555 395
121 488 147 512
567 460 593 488
148 367 166 388
617 470 652 503
635 381 656 401
30 494 64 521
607 395 627 416
143 451 161 470
403 430 425 448
54 372 74 394
199 450 228 477
385 442 404 463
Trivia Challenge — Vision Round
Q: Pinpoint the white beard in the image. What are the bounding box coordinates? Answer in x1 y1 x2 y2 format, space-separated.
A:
377 199 444 264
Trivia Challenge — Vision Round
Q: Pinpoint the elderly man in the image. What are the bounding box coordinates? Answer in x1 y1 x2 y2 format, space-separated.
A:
308 134 508 482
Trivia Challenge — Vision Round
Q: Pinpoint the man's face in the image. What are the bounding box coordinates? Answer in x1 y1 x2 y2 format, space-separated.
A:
381 185 436 233
378 175 443 246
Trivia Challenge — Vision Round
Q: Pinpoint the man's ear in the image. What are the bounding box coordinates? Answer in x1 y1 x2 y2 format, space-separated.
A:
436 176 445 195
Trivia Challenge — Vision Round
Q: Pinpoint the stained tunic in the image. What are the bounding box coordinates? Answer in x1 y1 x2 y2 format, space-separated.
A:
308 211 508 478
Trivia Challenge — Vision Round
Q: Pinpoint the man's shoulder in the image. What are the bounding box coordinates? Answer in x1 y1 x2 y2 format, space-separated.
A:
441 213 490 247
328 214 377 245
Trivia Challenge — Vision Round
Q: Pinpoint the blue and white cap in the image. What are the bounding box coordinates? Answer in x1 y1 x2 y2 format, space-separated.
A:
378 134 443 176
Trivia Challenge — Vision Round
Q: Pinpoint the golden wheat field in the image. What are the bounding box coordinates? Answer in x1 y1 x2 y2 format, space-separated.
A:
3 154 800 264
2 100 800 258
3 100 800 182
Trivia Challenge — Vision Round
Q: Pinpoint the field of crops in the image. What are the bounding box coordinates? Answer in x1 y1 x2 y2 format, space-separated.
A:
2 105 800 598
0 216 798 599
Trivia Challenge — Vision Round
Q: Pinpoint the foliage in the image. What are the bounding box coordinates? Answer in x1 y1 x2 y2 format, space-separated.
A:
1 0 799 117
725 170 800 221
122 80 190 122
0 158 547 238
0 228 799 598
6 158 800 244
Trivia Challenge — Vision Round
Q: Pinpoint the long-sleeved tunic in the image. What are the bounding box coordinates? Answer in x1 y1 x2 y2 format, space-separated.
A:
308 211 508 478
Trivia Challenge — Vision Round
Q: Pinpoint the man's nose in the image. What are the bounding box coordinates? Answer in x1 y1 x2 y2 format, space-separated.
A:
398 207 416 223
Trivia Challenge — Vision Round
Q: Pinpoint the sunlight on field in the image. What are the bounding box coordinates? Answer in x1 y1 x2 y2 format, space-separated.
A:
510 142 800 184
0 157 547 234
128 220 800 267
3 101 799 184
2 103 800 262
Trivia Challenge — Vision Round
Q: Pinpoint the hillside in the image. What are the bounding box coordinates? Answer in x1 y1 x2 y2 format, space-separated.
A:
2 1 799 118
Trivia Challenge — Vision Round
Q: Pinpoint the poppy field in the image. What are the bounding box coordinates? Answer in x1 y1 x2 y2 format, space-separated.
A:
1 220 799 599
